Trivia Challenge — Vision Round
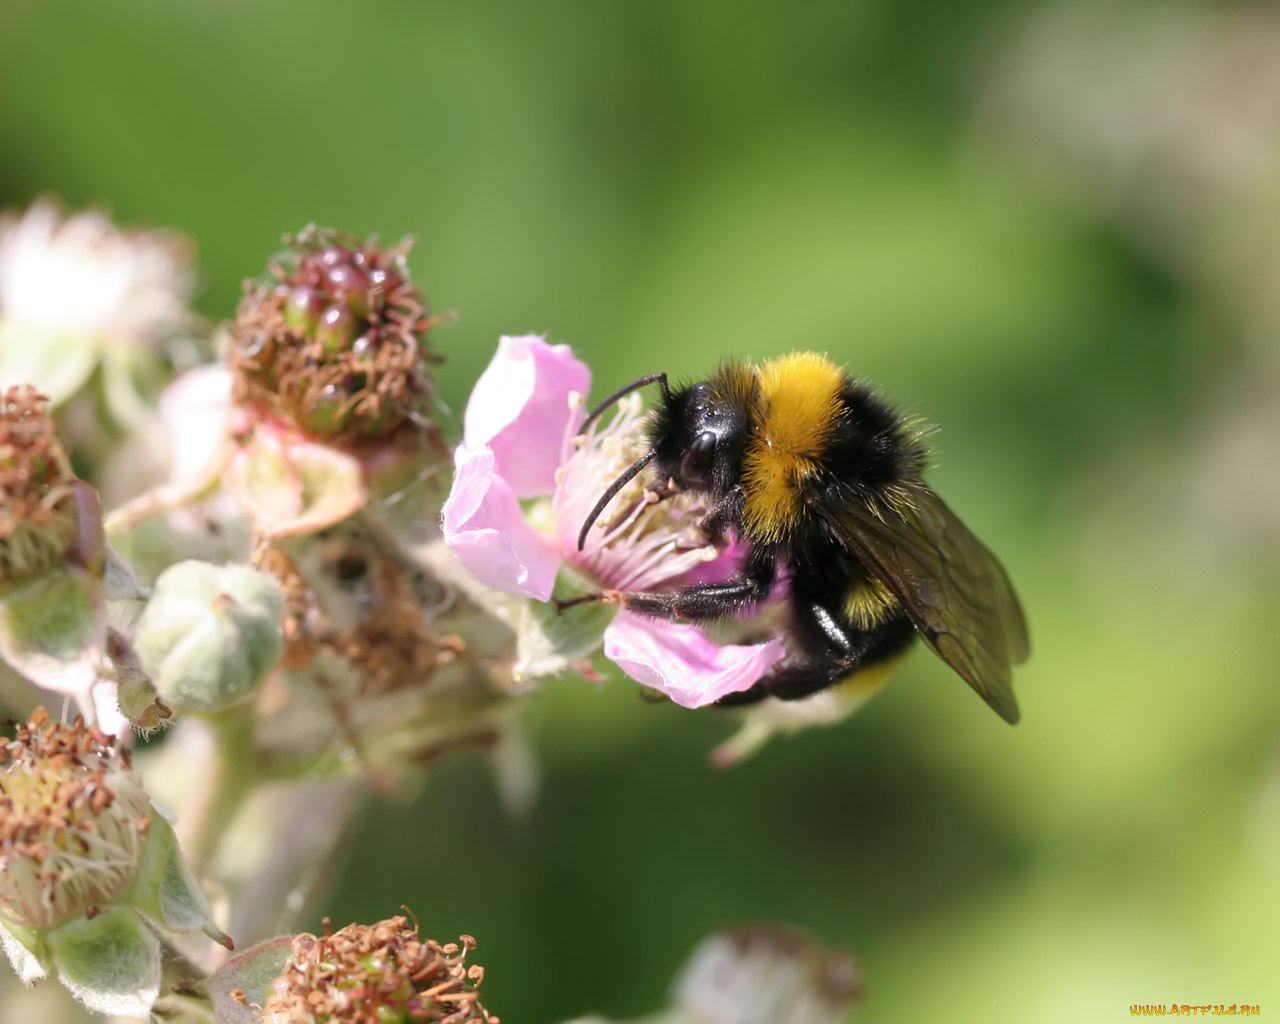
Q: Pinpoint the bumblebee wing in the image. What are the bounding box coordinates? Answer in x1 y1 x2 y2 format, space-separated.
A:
835 485 1029 723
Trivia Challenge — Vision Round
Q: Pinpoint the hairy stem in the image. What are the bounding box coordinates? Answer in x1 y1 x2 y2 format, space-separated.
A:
182 709 260 877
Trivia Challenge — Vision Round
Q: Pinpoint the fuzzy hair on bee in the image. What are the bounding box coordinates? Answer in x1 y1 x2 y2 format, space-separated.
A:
576 352 1029 722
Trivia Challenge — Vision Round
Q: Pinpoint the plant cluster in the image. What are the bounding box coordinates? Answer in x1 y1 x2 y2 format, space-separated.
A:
0 205 862 1022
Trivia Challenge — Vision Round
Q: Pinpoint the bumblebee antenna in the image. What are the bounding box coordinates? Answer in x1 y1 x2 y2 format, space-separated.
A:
579 372 669 436
577 449 658 551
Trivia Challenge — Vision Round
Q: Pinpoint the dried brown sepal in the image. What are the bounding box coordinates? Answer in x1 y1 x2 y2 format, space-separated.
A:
255 542 318 672
260 915 497 1024
0 386 81 584
229 226 443 443
255 535 463 694
318 534 464 694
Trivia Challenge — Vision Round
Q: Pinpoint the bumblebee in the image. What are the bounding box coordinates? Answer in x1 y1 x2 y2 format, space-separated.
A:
576 352 1029 720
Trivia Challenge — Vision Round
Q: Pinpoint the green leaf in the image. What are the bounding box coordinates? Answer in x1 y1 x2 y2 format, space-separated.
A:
0 565 105 700
513 570 616 682
207 937 294 1024
48 906 160 1020
127 816 227 945
0 919 50 984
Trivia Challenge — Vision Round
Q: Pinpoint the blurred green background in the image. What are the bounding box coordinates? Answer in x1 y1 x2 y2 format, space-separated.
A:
3 0 1279 1021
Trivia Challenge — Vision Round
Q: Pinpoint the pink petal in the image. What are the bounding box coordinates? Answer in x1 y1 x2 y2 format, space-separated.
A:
463 335 589 498
441 443 562 600
603 610 787 709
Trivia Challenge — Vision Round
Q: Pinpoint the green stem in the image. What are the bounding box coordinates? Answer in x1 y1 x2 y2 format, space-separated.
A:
151 955 219 1024
175 704 367 945
185 708 260 875
103 440 231 536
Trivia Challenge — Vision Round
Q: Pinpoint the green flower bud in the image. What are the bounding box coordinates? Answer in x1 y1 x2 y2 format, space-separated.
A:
134 560 284 713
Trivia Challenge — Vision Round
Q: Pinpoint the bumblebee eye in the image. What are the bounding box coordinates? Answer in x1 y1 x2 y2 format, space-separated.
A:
680 431 717 483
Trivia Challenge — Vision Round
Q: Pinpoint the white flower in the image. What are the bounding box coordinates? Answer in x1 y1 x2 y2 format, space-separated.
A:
673 927 862 1024
0 199 195 405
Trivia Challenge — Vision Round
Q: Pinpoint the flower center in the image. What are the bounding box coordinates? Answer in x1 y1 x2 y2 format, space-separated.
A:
556 395 721 593
0 710 152 928
260 916 496 1024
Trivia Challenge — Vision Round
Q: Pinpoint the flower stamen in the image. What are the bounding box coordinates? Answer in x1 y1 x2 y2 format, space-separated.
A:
0 709 152 929
260 916 497 1024
0 386 82 584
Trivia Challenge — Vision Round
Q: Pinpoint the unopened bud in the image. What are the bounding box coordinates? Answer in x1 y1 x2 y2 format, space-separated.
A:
134 560 284 713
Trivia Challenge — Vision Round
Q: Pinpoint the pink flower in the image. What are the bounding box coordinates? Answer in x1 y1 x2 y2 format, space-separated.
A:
441 336 784 707
444 442 561 600
552 387 723 592
442 335 585 600
463 334 590 498
604 611 786 710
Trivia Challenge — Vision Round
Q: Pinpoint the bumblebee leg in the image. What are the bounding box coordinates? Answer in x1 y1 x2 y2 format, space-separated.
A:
717 610 915 705
714 659 856 705
698 485 745 544
609 577 768 620
607 546 775 620
554 593 603 612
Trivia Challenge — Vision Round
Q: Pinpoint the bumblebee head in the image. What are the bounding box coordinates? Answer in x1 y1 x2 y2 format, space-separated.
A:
575 366 755 551
649 376 751 496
